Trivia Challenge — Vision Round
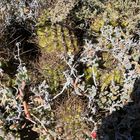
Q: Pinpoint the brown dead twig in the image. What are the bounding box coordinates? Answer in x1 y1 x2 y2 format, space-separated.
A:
16 80 52 133
16 80 31 120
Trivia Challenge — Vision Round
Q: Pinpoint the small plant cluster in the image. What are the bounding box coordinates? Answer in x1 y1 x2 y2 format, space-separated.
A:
48 0 77 23
0 0 39 25
0 44 54 139
0 0 140 140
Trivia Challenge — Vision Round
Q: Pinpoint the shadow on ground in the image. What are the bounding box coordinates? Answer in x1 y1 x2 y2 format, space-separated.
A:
19 124 39 140
98 78 140 140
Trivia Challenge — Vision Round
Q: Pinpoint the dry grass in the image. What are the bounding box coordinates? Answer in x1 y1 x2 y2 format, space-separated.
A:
55 95 88 139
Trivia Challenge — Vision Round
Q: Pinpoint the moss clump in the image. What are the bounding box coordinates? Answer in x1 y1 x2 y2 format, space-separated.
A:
100 69 124 92
36 12 79 93
37 50 65 93
37 23 78 54
90 17 105 32
55 95 86 139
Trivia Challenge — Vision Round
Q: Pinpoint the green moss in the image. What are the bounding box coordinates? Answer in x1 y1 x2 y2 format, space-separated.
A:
101 69 123 92
36 11 79 93
41 64 65 93
120 19 129 28
37 10 78 53
101 73 113 91
84 66 100 85
56 96 85 136
37 24 78 53
113 70 123 84
101 52 116 68
90 17 105 32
